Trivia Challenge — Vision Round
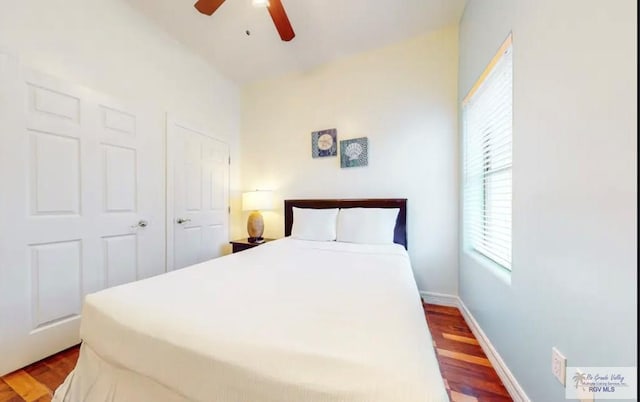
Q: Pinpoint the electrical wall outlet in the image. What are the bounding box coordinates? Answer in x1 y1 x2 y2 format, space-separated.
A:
551 347 567 386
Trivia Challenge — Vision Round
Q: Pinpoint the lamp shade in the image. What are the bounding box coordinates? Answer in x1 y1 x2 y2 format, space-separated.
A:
242 190 273 211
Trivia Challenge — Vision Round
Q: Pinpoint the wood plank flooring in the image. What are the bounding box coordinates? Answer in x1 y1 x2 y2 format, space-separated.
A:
0 346 79 402
1 303 511 402
424 303 512 402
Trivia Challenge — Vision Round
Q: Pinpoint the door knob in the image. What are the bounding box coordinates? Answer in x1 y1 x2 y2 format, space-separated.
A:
176 218 191 225
130 220 149 230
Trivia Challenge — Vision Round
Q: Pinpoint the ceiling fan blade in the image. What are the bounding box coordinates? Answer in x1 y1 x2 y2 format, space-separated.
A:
267 0 295 41
194 0 226 15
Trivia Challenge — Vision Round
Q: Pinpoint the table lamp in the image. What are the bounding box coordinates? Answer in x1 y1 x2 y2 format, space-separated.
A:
242 190 273 243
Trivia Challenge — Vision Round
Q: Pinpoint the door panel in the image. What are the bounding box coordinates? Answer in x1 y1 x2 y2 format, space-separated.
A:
0 58 165 375
168 118 229 271
103 234 138 288
30 132 81 215
103 144 137 212
202 224 226 261
30 240 82 329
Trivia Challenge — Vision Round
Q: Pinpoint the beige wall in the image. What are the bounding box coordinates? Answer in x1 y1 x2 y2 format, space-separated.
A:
240 26 459 294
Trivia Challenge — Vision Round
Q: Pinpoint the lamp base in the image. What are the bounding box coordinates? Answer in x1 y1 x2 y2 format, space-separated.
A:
247 210 265 240
247 237 265 244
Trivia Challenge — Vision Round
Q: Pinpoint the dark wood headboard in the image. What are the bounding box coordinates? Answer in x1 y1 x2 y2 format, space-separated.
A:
284 199 408 249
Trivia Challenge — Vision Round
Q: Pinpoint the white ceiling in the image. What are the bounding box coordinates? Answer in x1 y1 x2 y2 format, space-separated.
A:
124 0 465 85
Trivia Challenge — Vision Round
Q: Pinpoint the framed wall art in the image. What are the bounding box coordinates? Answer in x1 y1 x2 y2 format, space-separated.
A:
340 137 368 168
311 128 337 158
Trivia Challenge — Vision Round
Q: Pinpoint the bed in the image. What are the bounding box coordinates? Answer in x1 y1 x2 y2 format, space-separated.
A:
54 199 448 402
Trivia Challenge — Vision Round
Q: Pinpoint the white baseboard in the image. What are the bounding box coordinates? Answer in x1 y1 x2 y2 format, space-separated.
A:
457 300 531 402
420 291 530 402
419 291 459 307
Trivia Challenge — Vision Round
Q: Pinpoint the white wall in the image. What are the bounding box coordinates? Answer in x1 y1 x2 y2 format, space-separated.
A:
459 0 637 401
240 26 459 294
0 0 242 243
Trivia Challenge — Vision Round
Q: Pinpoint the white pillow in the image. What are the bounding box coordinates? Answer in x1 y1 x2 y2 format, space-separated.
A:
336 208 399 244
291 207 339 241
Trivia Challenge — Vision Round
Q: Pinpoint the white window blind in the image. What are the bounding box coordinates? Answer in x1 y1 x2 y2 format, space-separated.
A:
463 36 513 270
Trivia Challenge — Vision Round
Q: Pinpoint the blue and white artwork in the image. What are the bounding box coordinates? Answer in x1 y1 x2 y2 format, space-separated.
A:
311 128 337 158
340 137 368 168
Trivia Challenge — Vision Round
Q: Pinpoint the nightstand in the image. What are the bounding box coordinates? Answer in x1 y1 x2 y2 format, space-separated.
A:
229 238 276 253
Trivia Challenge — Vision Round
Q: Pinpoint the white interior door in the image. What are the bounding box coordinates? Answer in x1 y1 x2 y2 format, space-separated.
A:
0 57 165 375
168 118 229 271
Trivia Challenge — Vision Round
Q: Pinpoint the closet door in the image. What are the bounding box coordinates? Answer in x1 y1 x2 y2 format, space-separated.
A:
0 58 165 375
167 118 230 271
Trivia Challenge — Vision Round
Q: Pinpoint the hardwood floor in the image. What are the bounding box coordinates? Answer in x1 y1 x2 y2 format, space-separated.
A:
1 303 510 402
0 346 78 402
424 303 512 402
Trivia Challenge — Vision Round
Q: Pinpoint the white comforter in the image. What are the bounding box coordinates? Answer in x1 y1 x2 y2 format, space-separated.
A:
56 238 448 402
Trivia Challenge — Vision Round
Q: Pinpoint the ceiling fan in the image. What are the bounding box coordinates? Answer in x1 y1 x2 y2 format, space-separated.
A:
194 0 295 42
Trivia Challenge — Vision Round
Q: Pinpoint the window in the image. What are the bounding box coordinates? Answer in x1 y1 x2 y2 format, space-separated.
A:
463 35 513 270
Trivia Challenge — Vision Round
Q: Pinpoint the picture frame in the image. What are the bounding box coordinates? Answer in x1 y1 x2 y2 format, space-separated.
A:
340 137 368 168
311 128 337 158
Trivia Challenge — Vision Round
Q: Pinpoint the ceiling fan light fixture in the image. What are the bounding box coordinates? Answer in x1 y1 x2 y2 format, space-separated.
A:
195 0 294 42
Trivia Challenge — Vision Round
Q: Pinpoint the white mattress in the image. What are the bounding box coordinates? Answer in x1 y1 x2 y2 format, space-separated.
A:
56 238 448 402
